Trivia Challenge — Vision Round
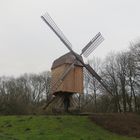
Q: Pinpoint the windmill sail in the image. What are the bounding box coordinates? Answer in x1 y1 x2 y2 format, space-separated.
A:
85 64 112 95
41 13 72 51
82 32 104 57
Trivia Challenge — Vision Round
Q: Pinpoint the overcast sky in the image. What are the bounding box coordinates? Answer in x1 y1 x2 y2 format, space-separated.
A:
0 0 140 77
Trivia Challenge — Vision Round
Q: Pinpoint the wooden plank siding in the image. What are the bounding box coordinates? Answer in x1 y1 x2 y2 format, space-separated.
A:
51 64 83 94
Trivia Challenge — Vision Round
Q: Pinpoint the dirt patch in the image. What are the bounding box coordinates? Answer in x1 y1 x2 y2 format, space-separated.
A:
90 113 140 138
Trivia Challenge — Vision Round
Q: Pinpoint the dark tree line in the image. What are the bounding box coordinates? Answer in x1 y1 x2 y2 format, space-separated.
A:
93 41 140 113
80 41 140 113
0 71 51 114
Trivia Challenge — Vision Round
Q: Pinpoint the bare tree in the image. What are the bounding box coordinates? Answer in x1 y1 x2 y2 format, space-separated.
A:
129 42 140 112
82 57 101 112
101 53 121 112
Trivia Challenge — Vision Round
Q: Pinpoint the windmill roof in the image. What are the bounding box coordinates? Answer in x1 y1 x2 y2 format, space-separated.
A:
51 52 83 69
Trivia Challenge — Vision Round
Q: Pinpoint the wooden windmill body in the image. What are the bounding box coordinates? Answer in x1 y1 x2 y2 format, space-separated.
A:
51 52 83 95
41 13 112 112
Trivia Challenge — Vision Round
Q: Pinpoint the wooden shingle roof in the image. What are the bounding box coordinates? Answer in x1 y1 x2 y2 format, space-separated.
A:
51 52 83 70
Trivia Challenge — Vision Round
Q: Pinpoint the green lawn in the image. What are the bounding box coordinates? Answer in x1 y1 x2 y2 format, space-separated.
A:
0 115 139 140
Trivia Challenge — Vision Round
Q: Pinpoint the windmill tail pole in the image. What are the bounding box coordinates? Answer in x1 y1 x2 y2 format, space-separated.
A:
43 96 56 110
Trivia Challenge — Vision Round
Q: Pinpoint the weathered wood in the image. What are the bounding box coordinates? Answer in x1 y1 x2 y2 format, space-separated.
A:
51 52 84 95
51 64 83 94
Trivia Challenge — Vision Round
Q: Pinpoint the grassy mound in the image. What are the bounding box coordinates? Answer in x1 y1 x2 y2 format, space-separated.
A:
90 113 140 138
0 115 139 140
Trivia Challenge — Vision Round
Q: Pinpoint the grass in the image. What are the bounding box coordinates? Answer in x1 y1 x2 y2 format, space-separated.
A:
0 115 139 140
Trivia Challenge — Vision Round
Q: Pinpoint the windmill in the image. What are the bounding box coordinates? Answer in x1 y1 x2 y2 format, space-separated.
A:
41 13 112 112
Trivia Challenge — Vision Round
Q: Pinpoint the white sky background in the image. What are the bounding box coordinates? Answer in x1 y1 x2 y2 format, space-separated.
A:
0 0 140 77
